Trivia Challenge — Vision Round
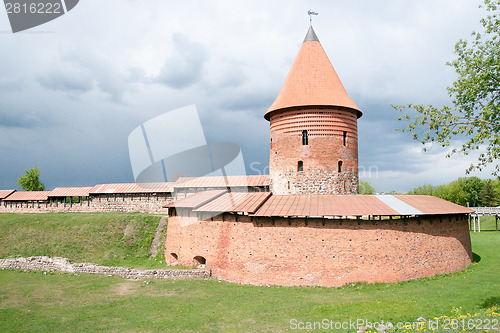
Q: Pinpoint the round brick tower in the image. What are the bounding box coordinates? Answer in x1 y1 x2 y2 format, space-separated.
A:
265 26 363 195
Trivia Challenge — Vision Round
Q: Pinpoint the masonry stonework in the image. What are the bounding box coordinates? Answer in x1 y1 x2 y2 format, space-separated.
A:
269 107 359 195
0 194 172 214
165 213 472 287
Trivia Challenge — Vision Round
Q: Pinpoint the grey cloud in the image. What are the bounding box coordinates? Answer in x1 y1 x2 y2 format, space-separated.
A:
0 77 23 92
0 108 46 129
155 34 209 89
37 68 93 94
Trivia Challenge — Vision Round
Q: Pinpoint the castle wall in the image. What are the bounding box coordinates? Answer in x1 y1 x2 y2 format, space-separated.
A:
0 194 172 214
269 107 359 195
165 213 473 287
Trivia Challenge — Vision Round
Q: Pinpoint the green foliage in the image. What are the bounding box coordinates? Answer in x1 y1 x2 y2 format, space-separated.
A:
17 165 45 191
394 0 500 176
409 177 500 206
359 180 376 194
0 213 168 268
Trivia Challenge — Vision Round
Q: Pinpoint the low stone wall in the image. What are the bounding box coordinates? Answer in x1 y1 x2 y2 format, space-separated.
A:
0 194 172 214
0 256 210 280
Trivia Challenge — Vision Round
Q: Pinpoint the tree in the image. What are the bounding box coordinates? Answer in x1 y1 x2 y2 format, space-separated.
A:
17 165 45 191
479 179 499 206
394 0 500 176
359 180 376 194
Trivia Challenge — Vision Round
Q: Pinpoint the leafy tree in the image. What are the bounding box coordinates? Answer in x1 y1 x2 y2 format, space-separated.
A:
394 0 500 176
479 179 499 206
359 180 376 194
17 165 45 191
409 184 435 195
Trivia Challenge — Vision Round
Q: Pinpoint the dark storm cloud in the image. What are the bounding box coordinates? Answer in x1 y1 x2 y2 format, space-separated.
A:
155 33 209 89
0 107 46 129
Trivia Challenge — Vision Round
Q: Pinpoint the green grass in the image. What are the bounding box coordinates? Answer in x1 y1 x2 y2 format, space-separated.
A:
0 213 168 268
0 213 498 332
476 215 499 231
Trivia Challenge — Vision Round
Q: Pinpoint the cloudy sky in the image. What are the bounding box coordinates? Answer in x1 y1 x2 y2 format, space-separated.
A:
0 0 494 192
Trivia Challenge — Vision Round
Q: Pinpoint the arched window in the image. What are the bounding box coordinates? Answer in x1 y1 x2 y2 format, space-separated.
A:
298 161 303 172
338 160 343 173
343 131 347 146
302 130 308 145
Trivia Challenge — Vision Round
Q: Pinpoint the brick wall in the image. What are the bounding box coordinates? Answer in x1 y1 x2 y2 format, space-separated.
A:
269 107 359 195
165 213 473 287
0 194 172 214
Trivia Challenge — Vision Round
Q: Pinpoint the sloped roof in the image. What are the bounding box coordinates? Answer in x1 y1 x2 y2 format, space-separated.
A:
0 190 16 200
3 191 51 201
195 192 271 214
394 195 476 215
252 194 473 217
265 26 361 120
164 190 227 209
90 182 174 194
49 187 93 197
173 175 270 189
165 191 472 218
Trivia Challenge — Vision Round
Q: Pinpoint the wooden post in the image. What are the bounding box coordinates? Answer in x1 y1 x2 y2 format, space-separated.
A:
496 214 498 232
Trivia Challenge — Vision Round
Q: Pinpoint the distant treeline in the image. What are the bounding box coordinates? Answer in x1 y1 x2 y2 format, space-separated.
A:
408 177 499 207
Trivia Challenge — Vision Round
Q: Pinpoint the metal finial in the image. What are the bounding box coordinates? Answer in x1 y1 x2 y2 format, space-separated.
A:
308 10 318 25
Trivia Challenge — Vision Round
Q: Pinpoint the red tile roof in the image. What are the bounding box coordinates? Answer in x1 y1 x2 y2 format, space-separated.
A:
49 187 93 197
90 182 174 194
0 190 16 200
195 192 271 214
165 190 227 209
265 26 361 120
3 191 51 201
173 175 270 189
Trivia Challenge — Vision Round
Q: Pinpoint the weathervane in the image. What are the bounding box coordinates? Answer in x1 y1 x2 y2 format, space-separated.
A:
308 10 318 25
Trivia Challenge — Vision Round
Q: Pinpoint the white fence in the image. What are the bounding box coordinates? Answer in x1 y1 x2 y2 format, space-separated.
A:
469 207 499 232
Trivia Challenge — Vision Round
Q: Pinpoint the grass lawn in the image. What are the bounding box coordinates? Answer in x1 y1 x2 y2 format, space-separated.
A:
0 213 168 268
0 213 498 332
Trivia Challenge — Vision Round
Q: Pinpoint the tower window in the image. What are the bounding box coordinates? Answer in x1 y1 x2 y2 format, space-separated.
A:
338 161 343 173
302 130 308 145
343 131 347 146
298 161 303 172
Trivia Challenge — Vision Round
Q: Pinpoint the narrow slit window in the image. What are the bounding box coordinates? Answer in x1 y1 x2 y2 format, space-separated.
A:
298 161 303 172
343 131 347 146
302 130 308 145
338 160 343 173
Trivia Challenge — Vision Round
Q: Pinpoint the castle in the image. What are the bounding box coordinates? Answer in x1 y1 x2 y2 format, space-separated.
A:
0 26 474 287
163 26 474 287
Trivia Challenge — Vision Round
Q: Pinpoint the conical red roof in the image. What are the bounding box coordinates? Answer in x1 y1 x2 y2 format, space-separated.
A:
265 26 362 120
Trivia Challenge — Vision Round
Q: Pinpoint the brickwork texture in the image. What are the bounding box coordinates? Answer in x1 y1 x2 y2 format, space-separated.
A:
165 213 472 287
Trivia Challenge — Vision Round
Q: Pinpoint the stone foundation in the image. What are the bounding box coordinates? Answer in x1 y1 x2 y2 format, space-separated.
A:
0 256 210 280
